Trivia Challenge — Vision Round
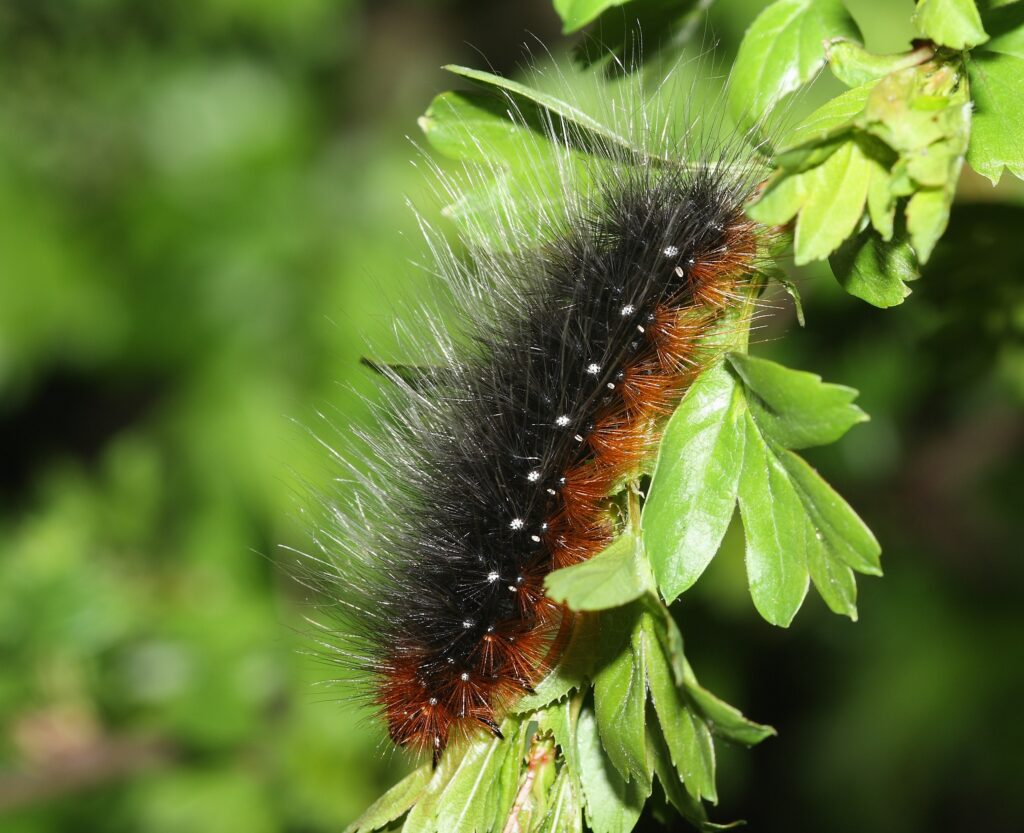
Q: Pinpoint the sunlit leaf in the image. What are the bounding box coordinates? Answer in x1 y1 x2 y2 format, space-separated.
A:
966 51 1024 183
642 362 746 602
913 0 989 49
443 65 639 159
553 0 631 33
826 39 936 87
726 353 868 450
728 0 860 134
594 605 651 785
545 530 653 611
343 765 433 833
575 705 649 833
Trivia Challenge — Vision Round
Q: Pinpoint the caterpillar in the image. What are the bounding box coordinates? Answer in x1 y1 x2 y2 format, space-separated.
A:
307 63 772 765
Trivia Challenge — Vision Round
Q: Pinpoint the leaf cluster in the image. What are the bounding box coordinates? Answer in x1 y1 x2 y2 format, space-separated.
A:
731 0 1024 307
349 1 1024 831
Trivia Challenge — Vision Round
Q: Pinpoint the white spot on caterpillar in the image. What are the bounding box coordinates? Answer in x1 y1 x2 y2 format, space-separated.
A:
663 245 679 257
460 672 470 682
531 535 541 543
574 434 584 442
527 470 541 482
541 522 549 531
675 266 685 277
637 325 645 333
462 619 475 629
688 257 696 265
586 363 602 376
546 488 556 495
510 517 524 530
429 697 438 706
607 382 615 390
620 304 635 316
555 415 570 427
487 571 500 582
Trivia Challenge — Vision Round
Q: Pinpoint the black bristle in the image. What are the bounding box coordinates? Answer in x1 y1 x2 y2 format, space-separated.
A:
303 76 765 757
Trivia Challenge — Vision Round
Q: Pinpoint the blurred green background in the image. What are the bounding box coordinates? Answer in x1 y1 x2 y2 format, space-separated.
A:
0 1 1021 831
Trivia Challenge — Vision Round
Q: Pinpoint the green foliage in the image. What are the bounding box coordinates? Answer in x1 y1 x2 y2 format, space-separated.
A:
554 0 634 33
346 599 773 833
732 0 1024 305
642 352 877 625
913 0 988 50
641 363 748 602
373 1 1024 830
727 0 860 135
3 2 1022 833
966 50 1024 183
545 531 655 611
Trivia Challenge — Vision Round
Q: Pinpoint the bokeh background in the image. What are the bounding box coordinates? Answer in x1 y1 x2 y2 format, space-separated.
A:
1 1 1021 831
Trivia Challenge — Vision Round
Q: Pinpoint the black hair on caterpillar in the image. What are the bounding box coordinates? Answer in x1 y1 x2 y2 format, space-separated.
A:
304 59 774 764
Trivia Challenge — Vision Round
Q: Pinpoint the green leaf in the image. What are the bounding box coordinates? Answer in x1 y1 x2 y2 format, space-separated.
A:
534 768 583 833
965 51 1024 183
865 149 897 240
728 0 861 134
489 722 533 831
984 2 1024 58
401 754 463 833
515 613 598 712
642 362 746 602
793 140 873 264
432 725 519 833
775 83 874 170
344 765 433 833
642 614 716 803
914 0 989 49
905 184 958 264
780 452 882 577
418 92 585 244
829 222 920 307
647 719 713 829
826 39 936 87
646 599 688 685
726 353 868 449
857 59 971 262
737 410 811 626
575 705 649 833
859 62 968 153
746 170 808 225
443 65 638 159
734 368 881 624
593 605 651 786
643 350 876 624
803 519 859 618
682 676 776 747
538 698 581 783
553 0 630 33
545 530 653 611
752 136 875 264
419 91 544 164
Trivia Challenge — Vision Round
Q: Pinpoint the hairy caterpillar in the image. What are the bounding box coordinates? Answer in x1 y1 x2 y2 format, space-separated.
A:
306 60 773 765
